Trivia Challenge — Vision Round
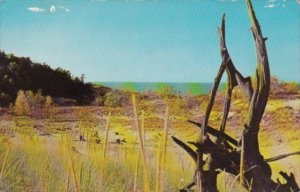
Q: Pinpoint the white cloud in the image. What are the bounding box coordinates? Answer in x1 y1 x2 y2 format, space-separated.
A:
50 5 56 13
264 0 292 9
264 0 278 8
28 5 70 14
28 7 45 12
58 5 70 12
297 0 300 5
265 3 276 8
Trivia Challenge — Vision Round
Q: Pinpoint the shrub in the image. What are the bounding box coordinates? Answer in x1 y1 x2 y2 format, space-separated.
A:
104 92 122 108
103 90 131 108
14 90 30 115
13 90 54 116
93 96 104 106
25 90 47 111
43 95 53 118
156 85 175 98
284 81 299 93
44 96 53 108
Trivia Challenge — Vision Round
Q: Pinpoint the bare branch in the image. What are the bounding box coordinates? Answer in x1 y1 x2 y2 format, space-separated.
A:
278 172 300 192
198 51 228 189
179 180 196 192
219 14 253 102
188 120 238 146
245 0 270 128
218 14 253 137
171 136 197 162
219 84 233 134
265 151 300 163
202 64 227 136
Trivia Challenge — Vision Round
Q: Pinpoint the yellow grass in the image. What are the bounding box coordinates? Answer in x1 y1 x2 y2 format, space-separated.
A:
156 106 169 192
0 97 298 191
132 94 150 192
101 112 111 176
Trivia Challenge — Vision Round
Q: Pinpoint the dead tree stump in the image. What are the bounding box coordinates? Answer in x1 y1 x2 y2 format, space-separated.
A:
173 0 300 191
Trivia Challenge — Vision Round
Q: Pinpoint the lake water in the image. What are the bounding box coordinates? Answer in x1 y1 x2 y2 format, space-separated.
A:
94 82 226 95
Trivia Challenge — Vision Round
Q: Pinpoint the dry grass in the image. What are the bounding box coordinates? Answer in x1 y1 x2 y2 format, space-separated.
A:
132 94 150 192
155 106 169 192
0 97 299 191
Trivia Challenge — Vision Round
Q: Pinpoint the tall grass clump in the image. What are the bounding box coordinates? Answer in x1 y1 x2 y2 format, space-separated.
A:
156 106 169 192
132 94 150 192
133 110 146 192
101 112 111 177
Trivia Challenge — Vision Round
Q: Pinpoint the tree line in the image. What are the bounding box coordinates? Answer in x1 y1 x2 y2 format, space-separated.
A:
0 51 94 107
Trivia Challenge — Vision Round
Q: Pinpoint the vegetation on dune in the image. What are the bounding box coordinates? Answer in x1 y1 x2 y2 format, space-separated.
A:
13 90 30 116
0 51 95 107
270 76 300 96
0 86 299 191
0 50 297 110
12 90 54 117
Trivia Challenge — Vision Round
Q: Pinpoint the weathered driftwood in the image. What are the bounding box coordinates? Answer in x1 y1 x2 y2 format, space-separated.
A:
172 0 300 191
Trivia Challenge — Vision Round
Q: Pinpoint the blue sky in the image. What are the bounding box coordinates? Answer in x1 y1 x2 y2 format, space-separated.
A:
0 0 299 82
